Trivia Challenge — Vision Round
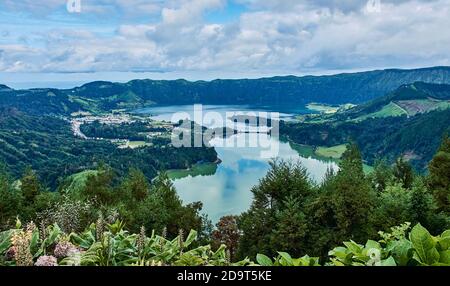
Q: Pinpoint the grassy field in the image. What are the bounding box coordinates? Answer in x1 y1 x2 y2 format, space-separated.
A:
167 162 218 180
353 102 407 122
316 144 347 159
289 142 374 174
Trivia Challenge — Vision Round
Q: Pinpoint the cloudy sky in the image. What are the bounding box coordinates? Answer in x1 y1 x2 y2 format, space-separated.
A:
1 0 450 87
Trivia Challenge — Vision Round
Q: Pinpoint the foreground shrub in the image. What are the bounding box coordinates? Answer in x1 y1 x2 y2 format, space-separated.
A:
0 220 449 266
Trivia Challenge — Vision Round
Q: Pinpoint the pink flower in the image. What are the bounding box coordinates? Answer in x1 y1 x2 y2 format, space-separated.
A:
54 241 77 258
35 256 58 266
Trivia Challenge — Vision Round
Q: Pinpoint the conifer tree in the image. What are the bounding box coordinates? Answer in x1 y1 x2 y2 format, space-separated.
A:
428 134 450 213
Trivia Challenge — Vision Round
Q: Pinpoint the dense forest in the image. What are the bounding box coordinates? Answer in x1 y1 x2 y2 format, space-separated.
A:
0 136 449 266
2 67 450 116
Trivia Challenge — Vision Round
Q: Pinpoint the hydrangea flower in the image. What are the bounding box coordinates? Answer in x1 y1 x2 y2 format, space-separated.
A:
35 256 58 267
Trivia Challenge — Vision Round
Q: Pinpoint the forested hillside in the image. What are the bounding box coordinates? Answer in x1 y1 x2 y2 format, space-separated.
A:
282 82 450 170
2 67 450 115
0 108 217 189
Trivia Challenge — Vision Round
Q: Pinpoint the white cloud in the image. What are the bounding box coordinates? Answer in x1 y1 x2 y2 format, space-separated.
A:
0 0 450 75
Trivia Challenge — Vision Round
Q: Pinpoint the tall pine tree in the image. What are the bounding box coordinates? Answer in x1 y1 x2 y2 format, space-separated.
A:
429 134 450 213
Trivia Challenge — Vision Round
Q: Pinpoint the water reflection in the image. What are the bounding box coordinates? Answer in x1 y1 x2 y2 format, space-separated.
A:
136 105 337 222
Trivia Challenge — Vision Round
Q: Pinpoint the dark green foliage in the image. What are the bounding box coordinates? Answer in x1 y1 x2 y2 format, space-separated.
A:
327 144 375 241
271 197 308 255
429 134 450 213
0 165 21 230
133 173 206 238
237 160 313 259
81 165 116 206
369 159 394 193
393 157 415 189
20 167 41 205
373 183 411 230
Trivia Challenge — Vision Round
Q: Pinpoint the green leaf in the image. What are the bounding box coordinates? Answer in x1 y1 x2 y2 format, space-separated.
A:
437 231 450 251
381 256 397 266
0 230 13 255
256 254 273 266
439 250 450 265
184 230 197 248
365 240 381 250
410 224 440 265
391 239 413 266
29 231 40 257
277 252 294 266
15 217 21 229
343 240 364 254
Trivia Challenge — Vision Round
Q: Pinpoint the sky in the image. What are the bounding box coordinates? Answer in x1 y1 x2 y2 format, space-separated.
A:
1 0 450 88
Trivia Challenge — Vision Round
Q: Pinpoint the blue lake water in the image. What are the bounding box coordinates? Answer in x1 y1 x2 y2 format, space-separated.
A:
136 105 337 222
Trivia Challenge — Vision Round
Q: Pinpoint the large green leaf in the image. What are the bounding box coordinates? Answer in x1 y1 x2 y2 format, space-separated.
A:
343 241 363 254
391 239 413 266
184 230 197 248
0 230 12 255
256 254 273 266
277 252 294 266
30 231 40 257
437 231 450 251
409 224 440 265
381 256 397 266
439 250 450 265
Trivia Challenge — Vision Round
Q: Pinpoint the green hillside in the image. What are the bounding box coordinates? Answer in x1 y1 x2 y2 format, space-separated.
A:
281 82 450 170
0 108 217 189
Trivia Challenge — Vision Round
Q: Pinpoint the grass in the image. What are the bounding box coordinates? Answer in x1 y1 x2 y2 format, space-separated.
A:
167 163 218 180
316 144 347 159
289 142 374 174
353 102 407 122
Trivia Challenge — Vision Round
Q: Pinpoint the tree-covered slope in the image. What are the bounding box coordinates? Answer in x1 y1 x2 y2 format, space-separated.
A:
2 66 450 115
282 108 450 170
0 108 217 188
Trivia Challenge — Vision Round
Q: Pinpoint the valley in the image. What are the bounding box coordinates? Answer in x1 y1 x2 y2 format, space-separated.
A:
1 67 450 267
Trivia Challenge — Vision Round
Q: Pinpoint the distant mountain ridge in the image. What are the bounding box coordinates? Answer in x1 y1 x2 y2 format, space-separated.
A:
0 84 11 91
2 66 450 115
